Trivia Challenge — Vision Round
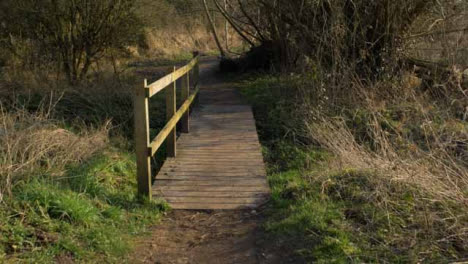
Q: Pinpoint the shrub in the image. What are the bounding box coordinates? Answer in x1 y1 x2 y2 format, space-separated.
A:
240 72 468 262
1 0 142 84
0 102 108 202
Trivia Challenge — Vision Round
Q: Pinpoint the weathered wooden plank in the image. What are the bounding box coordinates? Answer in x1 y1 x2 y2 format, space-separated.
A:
157 175 266 181
158 172 266 177
164 160 265 165
158 169 265 174
164 161 264 166
153 191 268 198
177 143 261 147
171 153 263 157
147 74 172 98
148 88 199 156
176 150 263 154
154 179 269 186
177 138 260 142
166 66 177 157
134 79 152 198
169 203 259 210
153 185 269 192
176 139 260 143
178 143 261 147
164 196 269 204
146 56 199 98
159 167 265 172
168 159 264 163
157 172 266 178
168 162 264 167
179 133 259 137
179 137 259 142
164 158 264 164
179 142 260 148
158 168 264 173
180 72 190 133
161 167 265 172
174 154 263 160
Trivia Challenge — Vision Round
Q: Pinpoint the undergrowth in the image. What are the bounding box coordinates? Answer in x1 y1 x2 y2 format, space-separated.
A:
0 151 167 262
0 56 182 262
240 74 467 263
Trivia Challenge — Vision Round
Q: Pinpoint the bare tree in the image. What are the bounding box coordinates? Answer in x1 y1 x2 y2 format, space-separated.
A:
202 0 226 57
224 0 229 50
213 0 435 73
212 0 255 47
2 0 141 84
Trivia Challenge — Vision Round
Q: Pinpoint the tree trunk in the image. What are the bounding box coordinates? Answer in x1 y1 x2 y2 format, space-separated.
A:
202 0 226 57
224 0 229 50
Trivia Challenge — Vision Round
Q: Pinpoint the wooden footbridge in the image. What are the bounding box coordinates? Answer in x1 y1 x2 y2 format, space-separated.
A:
134 55 269 209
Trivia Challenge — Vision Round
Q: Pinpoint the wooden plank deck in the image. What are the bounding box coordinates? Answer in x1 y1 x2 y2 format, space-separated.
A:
152 64 269 209
153 105 269 209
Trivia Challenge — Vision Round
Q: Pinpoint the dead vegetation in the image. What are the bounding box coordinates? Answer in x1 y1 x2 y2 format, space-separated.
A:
305 114 467 259
230 0 467 260
241 64 467 260
0 99 109 202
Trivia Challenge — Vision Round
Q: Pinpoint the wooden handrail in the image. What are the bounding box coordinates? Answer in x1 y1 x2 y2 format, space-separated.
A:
146 56 199 98
149 87 199 156
134 53 200 198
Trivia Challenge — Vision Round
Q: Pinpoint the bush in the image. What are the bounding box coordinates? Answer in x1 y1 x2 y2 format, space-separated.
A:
223 0 433 74
0 103 108 201
1 0 142 84
240 72 468 262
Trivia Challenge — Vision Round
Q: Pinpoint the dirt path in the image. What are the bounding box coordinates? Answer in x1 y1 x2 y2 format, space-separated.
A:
129 57 284 264
131 210 275 264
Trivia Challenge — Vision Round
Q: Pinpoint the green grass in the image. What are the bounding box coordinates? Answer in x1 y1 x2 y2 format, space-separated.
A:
264 165 455 263
266 168 360 263
239 74 467 263
0 150 167 263
239 75 359 262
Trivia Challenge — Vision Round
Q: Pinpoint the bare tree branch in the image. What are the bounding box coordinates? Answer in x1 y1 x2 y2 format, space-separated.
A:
202 0 226 57
212 0 255 47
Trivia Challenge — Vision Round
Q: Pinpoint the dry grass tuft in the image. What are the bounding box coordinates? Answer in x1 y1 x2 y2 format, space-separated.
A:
303 88 468 256
307 115 467 202
0 101 109 202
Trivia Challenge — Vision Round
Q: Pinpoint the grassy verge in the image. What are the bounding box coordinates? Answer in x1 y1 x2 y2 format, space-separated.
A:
0 149 167 263
0 56 191 262
240 75 467 263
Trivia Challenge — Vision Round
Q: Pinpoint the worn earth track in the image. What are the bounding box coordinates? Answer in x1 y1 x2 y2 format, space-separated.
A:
131 210 270 264
130 58 286 264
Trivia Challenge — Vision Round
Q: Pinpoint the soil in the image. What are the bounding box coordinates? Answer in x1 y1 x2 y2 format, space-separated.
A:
130 209 286 264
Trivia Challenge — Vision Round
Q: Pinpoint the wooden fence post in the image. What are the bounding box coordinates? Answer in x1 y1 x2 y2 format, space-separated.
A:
166 67 177 157
194 53 200 105
192 51 200 88
196 56 200 86
135 79 151 198
181 71 190 133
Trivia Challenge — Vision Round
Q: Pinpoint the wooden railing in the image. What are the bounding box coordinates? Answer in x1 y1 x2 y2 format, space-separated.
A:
134 54 200 198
